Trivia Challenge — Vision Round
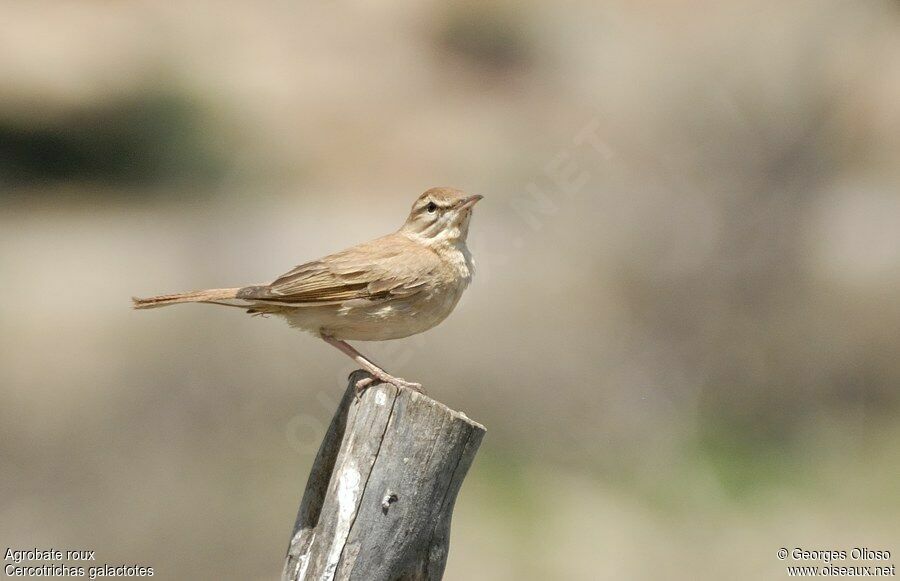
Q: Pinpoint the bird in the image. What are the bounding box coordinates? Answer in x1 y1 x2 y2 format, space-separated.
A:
133 187 482 394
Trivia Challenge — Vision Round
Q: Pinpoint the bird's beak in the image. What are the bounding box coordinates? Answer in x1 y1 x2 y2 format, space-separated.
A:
458 194 484 211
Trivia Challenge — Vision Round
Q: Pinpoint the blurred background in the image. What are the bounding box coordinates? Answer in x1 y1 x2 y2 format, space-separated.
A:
2 1 899 579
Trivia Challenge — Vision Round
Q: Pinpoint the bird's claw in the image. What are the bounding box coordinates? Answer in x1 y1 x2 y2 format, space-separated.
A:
354 374 426 401
396 379 425 394
354 376 376 401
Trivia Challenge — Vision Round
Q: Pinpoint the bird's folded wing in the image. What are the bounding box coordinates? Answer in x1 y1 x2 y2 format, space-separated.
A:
236 235 438 306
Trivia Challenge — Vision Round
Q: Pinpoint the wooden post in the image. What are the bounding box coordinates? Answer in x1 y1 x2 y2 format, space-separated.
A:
282 370 486 581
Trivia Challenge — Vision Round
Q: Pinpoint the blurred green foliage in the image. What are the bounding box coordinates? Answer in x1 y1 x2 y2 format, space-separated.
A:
0 92 225 194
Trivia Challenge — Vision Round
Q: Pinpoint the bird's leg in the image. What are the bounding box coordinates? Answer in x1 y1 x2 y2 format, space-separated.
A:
320 335 425 395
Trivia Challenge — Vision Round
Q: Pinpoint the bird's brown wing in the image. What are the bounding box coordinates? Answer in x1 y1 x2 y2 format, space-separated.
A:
236 234 439 306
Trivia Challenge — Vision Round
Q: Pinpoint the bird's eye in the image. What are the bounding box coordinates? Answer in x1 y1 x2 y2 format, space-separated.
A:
426 202 437 213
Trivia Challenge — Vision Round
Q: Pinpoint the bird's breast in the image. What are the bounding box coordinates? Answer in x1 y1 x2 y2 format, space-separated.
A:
436 240 474 286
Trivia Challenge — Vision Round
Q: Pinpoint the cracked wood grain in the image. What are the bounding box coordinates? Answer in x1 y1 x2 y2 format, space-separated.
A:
282 370 486 581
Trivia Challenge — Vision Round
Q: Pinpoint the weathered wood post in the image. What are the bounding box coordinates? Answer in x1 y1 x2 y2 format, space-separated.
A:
282 370 486 581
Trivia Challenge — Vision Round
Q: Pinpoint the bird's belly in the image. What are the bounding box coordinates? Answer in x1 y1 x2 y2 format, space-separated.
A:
279 285 466 341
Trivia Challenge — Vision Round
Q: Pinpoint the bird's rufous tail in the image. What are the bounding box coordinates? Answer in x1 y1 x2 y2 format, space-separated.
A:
132 288 241 309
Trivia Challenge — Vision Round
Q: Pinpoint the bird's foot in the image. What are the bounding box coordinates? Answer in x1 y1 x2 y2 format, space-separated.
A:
354 376 376 400
354 372 426 400
389 376 425 394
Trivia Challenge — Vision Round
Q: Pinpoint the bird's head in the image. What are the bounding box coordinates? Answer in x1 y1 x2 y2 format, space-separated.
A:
400 187 483 245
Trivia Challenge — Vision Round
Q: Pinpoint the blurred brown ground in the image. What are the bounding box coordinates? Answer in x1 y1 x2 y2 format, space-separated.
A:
1 1 899 579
